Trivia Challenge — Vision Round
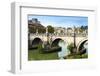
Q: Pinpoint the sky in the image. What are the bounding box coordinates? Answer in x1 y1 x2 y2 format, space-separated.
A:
28 15 88 28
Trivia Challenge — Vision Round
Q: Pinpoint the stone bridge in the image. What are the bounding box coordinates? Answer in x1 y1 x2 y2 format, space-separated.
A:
29 33 88 50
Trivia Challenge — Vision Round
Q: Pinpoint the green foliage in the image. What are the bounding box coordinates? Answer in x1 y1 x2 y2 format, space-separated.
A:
80 26 88 30
66 53 88 59
38 27 46 33
43 47 61 53
81 53 88 58
28 48 58 60
38 44 43 53
79 25 88 33
47 25 54 33
67 43 74 54
28 27 36 33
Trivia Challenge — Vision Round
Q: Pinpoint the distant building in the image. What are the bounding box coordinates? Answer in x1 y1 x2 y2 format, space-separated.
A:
32 18 40 24
28 18 45 33
28 18 41 25
54 27 67 34
67 27 73 34
67 26 88 34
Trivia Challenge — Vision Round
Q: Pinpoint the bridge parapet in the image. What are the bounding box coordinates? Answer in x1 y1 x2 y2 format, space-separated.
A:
29 33 87 49
29 33 87 37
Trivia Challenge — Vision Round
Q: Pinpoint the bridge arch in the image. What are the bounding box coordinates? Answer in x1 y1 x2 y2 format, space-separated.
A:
77 38 88 54
32 37 43 47
51 38 67 47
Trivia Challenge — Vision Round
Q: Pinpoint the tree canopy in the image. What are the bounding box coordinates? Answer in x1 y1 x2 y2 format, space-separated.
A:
47 25 54 33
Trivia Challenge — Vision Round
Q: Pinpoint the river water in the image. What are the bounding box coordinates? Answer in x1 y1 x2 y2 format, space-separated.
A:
58 40 88 59
58 40 70 59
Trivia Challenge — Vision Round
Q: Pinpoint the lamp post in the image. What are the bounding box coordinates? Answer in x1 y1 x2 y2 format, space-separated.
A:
28 31 31 49
73 26 76 48
73 26 77 53
46 26 49 45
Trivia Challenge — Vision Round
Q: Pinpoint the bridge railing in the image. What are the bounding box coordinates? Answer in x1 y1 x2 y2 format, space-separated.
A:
29 33 87 37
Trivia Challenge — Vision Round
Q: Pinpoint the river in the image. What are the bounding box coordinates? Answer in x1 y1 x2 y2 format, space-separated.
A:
58 40 70 59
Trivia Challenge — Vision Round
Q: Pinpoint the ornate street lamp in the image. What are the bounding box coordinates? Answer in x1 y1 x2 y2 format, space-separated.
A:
73 26 77 53
46 26 49 45
73 26 76 48
28 31 31 49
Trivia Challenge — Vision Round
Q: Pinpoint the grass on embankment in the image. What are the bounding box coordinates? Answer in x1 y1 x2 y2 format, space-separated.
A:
28 49 59 60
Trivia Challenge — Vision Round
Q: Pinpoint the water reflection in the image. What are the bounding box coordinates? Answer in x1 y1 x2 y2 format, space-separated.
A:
58 40 70 59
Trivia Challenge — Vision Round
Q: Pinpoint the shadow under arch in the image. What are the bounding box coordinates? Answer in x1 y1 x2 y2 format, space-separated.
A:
51 38 64 47
77 39 88 55
32 37 43 48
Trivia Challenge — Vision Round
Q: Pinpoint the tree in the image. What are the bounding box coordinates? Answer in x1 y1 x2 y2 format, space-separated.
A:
79 25 88 33
47 25 54 33
67 43 74 54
